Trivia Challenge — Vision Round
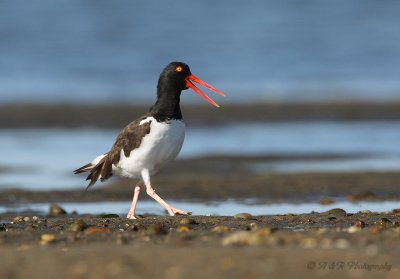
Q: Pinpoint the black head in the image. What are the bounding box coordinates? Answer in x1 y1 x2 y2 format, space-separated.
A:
150 61 225 121
157 62 192 99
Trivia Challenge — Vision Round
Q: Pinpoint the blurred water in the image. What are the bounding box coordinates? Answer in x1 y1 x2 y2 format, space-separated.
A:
1 1 400 103
0 121 399 190
1 200 399 216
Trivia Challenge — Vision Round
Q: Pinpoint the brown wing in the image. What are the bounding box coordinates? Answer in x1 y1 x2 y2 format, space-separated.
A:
108 117 152 165
85 116 152 189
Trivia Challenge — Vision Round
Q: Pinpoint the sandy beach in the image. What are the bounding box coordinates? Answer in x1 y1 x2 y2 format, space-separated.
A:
1 211 399 279
1 159 400 278
1 102 400 278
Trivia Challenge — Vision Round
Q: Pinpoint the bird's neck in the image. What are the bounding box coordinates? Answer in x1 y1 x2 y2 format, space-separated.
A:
149 88 183 121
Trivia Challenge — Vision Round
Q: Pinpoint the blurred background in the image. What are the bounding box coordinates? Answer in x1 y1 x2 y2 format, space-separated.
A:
1 0 400 104
1 1 400 214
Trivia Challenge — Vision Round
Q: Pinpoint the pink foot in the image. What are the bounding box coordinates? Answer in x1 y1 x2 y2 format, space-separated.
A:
127 212 138 219
167 207 192 216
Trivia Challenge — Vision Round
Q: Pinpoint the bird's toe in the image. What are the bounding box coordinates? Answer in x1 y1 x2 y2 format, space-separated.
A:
126 212 138 219
168 207 192 216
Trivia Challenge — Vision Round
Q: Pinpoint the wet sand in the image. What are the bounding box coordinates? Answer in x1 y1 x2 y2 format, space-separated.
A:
2 101 400 128
1 162 399 278
2 155 400 204
1 210 399 279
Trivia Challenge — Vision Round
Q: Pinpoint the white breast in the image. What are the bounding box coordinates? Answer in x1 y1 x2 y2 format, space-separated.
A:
113 117 185 178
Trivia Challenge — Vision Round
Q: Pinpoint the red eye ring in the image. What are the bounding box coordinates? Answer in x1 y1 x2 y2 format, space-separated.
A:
175 66 183 72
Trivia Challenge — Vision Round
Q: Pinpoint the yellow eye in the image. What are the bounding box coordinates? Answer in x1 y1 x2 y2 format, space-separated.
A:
175 66 183 72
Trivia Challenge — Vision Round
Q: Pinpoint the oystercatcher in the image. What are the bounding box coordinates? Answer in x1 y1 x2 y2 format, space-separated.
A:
74 62 225 219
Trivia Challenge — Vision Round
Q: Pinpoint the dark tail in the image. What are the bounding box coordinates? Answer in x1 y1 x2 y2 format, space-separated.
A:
74 155 112 190
74 163 92 174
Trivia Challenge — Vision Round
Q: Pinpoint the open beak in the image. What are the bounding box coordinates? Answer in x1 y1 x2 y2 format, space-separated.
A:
185 74 225 107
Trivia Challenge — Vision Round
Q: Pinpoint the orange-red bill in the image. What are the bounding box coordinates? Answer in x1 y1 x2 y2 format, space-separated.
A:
185 74 225 107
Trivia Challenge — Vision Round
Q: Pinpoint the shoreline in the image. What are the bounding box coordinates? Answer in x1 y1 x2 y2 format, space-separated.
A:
1 212 399 278
2 171 400 205
2 101 400 128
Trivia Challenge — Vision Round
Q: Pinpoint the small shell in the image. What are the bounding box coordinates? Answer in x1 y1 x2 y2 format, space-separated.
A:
234 213 253 220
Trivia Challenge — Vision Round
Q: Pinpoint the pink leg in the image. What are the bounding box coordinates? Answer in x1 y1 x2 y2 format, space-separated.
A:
127 182 142 219
141 169 191 216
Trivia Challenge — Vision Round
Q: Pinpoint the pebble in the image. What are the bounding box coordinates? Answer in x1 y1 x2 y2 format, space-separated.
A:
234 213 253 220
325 208 347 216
360 210 372 214
347 225 361 234
221 231 256 246
13 216 24 223
84 226 112 235
248 222 258 231
23 217 30 222
221 228 273 246
179 218 196 225
176 225 192 233
68 219 87 232
145 224 166 236
210 225 231 233
49 203 67 216
355 220 366 228
334 238 350 249
40 234 56 245
32 216 39 221
376 217 392 227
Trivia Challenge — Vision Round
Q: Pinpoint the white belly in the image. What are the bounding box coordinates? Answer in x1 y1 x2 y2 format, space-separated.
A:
113 117 185 178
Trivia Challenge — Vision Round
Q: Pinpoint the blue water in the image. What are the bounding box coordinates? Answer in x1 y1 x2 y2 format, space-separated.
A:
1 121 400 190
1 1 400 103
1 200 399 216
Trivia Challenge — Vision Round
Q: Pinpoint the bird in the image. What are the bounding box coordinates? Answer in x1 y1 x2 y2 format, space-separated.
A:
74 62 225 219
